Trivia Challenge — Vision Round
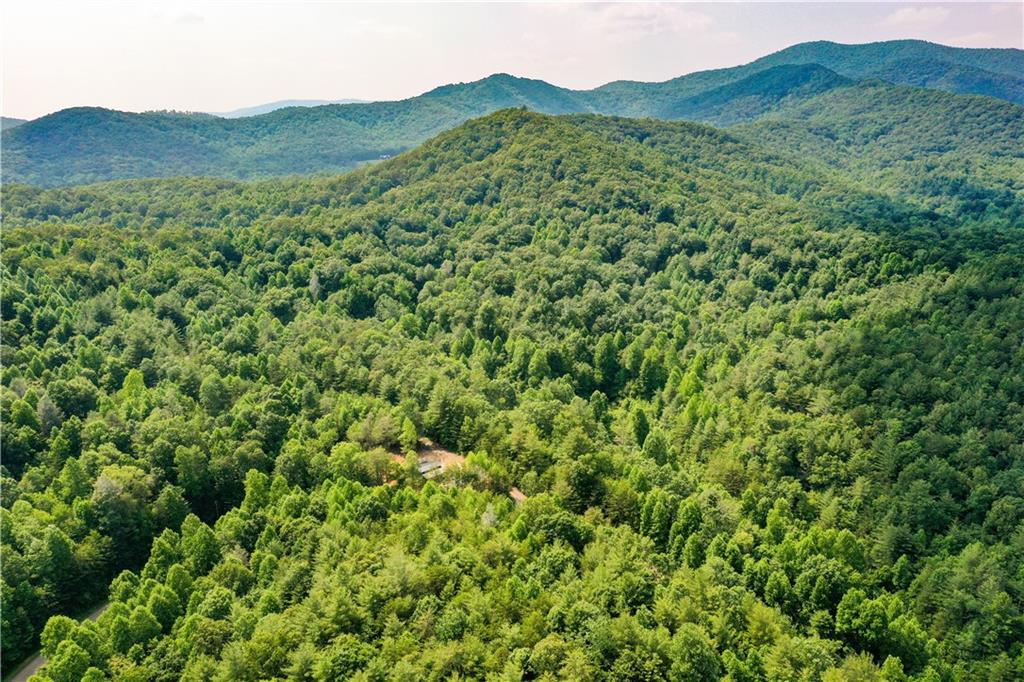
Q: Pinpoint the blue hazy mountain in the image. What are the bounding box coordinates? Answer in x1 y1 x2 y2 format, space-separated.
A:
3 40 1021 186
212 99 366 118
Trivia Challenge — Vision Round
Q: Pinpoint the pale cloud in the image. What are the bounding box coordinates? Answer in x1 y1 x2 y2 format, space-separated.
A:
882 6 951 28
587 3 715 40
710 31 742 47
948 31 997 47
340 18 415 38
990 4 1020 14
176 11 204 26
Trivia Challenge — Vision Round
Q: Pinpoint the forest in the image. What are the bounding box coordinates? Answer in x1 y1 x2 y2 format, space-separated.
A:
2 93 1023 681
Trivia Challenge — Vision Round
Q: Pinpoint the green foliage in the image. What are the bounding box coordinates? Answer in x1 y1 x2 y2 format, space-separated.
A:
2 98 1022 680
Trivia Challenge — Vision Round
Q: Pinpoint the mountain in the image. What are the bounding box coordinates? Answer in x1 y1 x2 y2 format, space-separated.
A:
3 107 1022 679
1 108 236 186
3 40 1021 187
750 39 1024 102
658 63 850 124
734 80 1024 221
211 98 366 118
567 39 1024 116
864 58 1024 105
1 116 27 131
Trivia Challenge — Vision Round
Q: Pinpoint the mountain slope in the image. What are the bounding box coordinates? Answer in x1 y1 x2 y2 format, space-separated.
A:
1 108 231 186
3 109 1022 679
1 116 27 131
864 58 1024 105
751 39 1024 99
734 80 1024 221
658 63 850 125
0 76 604 187
583 39 1024 114
4 40 1021 187
0 108 957 236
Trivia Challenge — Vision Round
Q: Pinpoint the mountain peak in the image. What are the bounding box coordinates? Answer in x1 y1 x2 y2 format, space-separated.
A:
5 39 1021 187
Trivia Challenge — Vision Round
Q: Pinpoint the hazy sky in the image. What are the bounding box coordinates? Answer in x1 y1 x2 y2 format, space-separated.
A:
2 1 1021 120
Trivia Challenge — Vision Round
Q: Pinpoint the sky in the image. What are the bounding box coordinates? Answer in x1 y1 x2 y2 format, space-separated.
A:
2 1 1021 120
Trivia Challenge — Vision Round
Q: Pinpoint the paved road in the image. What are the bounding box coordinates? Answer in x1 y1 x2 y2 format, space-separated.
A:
4 602 109 682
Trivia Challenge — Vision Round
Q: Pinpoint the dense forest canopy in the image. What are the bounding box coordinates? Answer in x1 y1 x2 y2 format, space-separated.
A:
3 39 1022 187
2 95 1023 682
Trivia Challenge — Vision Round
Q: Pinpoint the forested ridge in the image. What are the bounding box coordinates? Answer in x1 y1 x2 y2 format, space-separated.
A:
3 39 1022 187
2 103 1023 681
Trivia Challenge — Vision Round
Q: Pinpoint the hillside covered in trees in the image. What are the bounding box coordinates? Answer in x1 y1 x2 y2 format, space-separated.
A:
3 39 1022 187
2 94 1023 682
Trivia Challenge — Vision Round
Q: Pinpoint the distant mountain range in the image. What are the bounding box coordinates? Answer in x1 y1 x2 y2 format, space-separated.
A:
211 99 366 118
1 117 27 131
0 101 367 131
3 39 1022 187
